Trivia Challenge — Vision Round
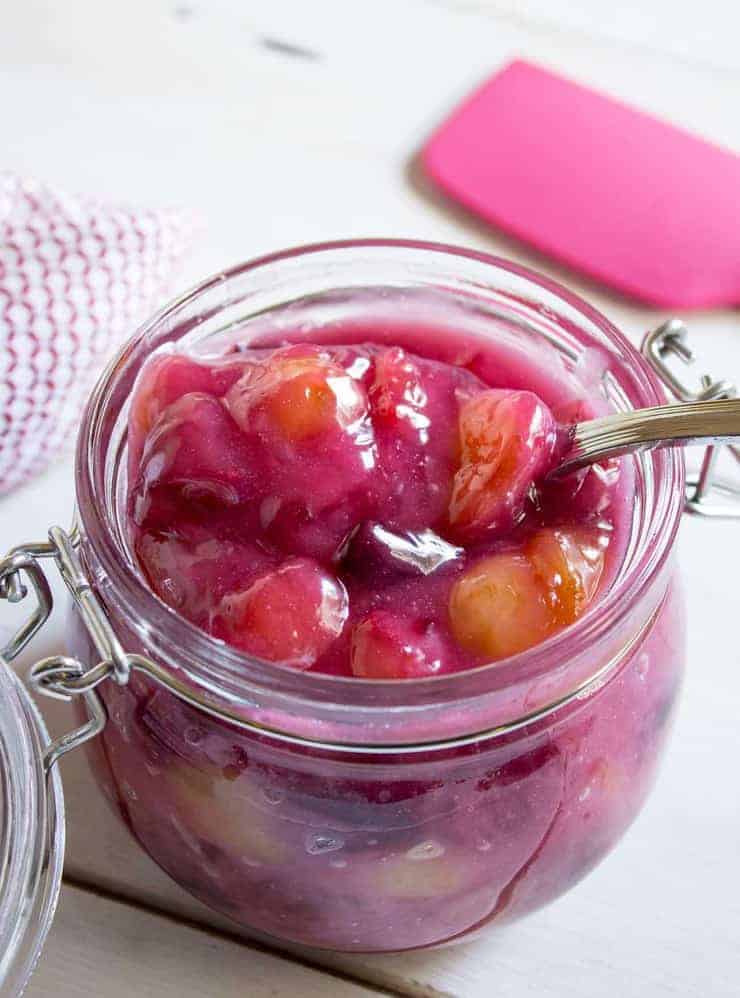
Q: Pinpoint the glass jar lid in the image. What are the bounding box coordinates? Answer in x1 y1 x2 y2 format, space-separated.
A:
0 653 65 997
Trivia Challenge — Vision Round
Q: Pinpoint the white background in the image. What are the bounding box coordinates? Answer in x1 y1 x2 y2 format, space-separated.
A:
1 2 739 995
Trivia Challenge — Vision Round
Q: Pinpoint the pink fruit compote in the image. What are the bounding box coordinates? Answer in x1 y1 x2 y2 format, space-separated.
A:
128 338 609 674
88 319 683 952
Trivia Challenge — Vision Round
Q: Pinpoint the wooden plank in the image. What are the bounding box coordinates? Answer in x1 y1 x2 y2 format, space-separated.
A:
25 885 384 998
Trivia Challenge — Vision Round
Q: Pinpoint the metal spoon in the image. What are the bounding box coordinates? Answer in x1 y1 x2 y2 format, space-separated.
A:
556 397 740 476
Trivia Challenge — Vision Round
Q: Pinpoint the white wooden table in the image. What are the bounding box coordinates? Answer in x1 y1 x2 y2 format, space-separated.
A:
2 1 739 995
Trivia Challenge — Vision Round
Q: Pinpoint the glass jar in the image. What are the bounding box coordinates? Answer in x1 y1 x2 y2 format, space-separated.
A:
6 242 689 954
0 651 65 996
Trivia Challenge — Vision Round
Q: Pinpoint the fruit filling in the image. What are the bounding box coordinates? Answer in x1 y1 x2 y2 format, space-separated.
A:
127 335 619 676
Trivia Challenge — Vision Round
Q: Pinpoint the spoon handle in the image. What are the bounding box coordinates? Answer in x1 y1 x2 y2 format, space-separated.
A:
559 397 740 475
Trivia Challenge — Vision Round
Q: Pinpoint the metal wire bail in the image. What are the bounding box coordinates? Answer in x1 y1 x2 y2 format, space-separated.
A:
642 319 740 518
2 524 661 758
0 526 109 770
0 550 53 662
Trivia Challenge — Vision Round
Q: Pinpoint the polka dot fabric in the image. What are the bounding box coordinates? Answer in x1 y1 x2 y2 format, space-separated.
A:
0 172 196 496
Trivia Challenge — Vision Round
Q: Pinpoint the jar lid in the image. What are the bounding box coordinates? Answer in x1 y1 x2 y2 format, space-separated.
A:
0 653 65 996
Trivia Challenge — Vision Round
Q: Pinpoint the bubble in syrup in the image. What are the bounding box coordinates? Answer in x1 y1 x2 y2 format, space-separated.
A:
305 832 345 855
636 653 650 682
406 839 445 861
122 782 138 802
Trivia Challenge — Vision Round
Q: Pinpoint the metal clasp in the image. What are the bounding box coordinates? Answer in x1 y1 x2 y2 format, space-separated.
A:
0 526 110 770
642 319 740 519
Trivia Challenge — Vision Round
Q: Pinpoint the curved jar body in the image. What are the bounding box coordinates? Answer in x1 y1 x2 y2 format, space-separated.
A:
69 242 687 952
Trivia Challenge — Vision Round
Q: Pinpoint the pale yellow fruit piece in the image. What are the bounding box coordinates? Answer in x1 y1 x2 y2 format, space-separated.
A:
168 763 288 866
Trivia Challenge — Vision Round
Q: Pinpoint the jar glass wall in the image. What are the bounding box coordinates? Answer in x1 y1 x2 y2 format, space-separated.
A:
71 241 686 951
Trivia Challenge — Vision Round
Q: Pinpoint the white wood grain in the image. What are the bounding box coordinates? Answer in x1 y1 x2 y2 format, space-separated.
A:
427 0 740 74
25 884 382 998
2 1 740 997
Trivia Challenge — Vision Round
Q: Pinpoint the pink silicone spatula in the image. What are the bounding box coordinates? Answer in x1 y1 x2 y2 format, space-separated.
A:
422 60 740 309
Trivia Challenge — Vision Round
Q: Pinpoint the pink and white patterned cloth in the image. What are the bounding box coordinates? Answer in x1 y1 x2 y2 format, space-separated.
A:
0 172 196 496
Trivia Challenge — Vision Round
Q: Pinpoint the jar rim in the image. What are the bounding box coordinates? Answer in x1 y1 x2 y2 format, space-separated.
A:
75 239 684 742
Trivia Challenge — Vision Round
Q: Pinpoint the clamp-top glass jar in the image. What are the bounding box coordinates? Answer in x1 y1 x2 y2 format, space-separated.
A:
4 242 690 954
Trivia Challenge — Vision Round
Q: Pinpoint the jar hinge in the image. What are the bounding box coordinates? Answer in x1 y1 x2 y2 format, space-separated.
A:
0 525 111 770
642 319 740 518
